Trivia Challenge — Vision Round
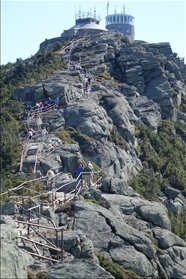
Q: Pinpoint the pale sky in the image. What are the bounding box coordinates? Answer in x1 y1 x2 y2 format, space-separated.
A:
1 0 186 65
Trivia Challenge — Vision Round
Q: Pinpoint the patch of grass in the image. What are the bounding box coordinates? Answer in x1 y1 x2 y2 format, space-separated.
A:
37 270 50 279
28 269 37 279
97 72 112 80
28 269 50 279
108 126 128 150
97 253 143 279
55 129 73 144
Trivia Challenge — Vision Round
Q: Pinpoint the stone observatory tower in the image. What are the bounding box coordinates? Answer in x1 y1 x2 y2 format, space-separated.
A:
105 2 135 41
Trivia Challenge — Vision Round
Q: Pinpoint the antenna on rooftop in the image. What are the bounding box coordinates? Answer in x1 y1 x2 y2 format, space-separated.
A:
115 5 117 14
94 6 96 18
107 0 109 16
79 6 81 18
123 4 125 13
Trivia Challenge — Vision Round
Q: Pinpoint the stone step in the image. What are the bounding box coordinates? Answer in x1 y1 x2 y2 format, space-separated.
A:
27 149 38 155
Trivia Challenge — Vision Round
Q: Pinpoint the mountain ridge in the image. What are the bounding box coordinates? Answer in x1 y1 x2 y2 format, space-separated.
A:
1 30 186 279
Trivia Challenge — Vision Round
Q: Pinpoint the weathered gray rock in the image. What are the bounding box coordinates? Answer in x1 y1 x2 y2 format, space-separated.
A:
152 227 186 249
40 208 59 226
64 100 113 142
109 244 156 278
1 201 19 215
12 71 83 106
158 251 186 279
0 223 18 244
8 30 186 279
166 197 186 215
0 214 18 227
135 202 171 230
45 259 115 279
101 177 135 196
1 241 34 279
164 187 181 199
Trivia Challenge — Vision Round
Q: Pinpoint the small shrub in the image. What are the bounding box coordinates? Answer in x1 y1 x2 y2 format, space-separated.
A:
108 126 128 150
28 269 37 279
37 270 50 279
97 253 143 279
55 200 75 216
55 129 72 144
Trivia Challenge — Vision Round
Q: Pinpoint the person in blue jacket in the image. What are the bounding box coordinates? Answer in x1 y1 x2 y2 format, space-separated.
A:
54 96 59 108
76 163 84 181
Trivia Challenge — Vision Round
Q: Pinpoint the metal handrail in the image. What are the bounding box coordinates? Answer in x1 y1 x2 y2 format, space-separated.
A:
33 149 39 175
13 199 56 228
16 220 65 261
54 169 102 194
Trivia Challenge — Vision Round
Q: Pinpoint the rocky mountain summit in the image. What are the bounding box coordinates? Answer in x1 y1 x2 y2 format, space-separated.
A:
1 31 186 278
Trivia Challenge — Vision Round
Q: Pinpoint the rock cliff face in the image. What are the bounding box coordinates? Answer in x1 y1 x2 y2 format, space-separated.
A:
13 32 186 184
8 31 186 278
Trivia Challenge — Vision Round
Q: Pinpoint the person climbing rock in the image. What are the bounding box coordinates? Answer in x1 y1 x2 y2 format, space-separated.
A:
76 163 84 182
83 161 93 188
27 127 34 142
83 68 87 77
47 97 53 105
46 169 55 190
39 102 44 112
87 77 92 85
25 105 32 117
41 127 48 141
76 158 84 169
54 96 59 108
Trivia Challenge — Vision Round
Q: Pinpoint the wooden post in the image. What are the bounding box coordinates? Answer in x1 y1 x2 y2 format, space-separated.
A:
28 211 31 235
61 230 63 261
56 230 59 260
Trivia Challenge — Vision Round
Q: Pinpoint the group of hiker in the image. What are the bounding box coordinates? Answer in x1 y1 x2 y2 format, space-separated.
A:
25 126 48 142
68 41 93 96
25 96 59 117
76 159 94 187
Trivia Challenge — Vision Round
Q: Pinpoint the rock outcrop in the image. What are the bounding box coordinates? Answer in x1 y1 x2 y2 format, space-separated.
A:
7 31 186 278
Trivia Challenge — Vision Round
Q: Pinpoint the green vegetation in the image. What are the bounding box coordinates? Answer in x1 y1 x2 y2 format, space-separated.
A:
168 209 186 239
0 45 69 192
108 126 128 150
1 39 186 243
85 198 110 209
28 269 50 279
55 129 73 144
129 121 186 201
178 95 186 112
97 253 143 279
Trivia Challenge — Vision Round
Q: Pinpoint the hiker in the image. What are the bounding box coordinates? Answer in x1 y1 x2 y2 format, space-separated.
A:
46 169 55 190
41 127 48 141
27 127 34 142
83 68 87 77
83 161 93 187
47 169 55 178
76 158 84 169
76 163 84 182
54 96 59 108
25 105 32 117
47 97 53 105
39 102 44 112
35 103 40 112
87 77 92 85
86 83 91 94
